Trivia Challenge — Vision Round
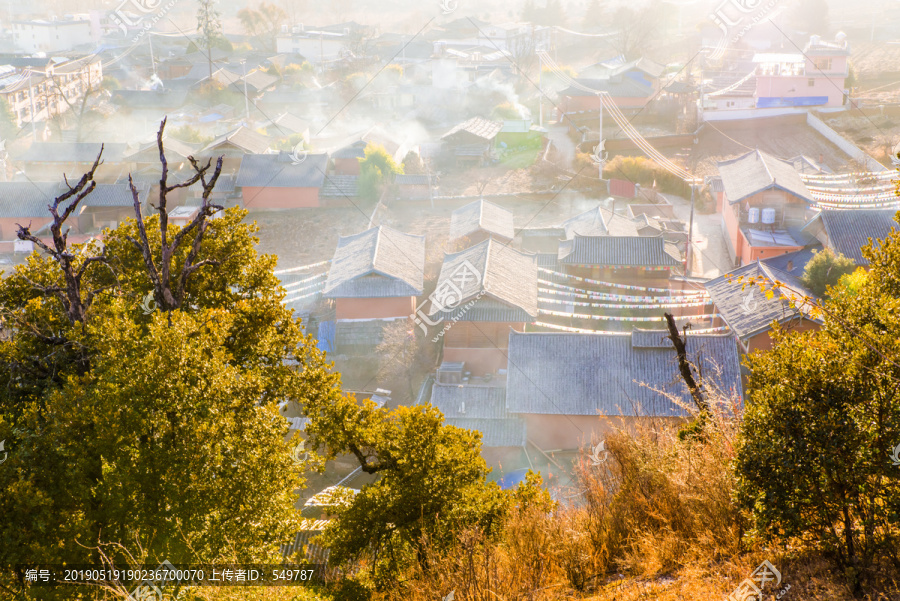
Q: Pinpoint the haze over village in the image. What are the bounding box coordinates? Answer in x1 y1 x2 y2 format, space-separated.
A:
2 0 900 599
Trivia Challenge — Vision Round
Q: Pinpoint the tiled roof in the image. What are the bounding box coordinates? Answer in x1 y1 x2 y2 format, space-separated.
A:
506 330 743 416
558 235 681 267
242 69 279 92
264 112 311 136
125 136 197 162
449 199 515 241
716 149 814 205
320 174 359 196
430 384 525 447
0 181 148 218
560 77 652 98
818 209 899 266
560 206 639 238
235 153 328 188
202 126 271 155
441 116 503 141
331 141 367 159
428 239 538 319
323 225 425 298
704 261 818 340
17 142 129 163
395 174 435 185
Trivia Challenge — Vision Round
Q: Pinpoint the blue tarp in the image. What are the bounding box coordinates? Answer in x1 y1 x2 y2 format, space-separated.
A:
756 96 828 108
498 468 531 490
317 321 335 354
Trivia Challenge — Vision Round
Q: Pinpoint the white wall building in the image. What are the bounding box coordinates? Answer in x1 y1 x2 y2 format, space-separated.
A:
12 18 94 54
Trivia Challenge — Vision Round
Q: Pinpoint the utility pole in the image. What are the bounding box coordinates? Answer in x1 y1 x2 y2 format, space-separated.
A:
148 32 156 75
538 52 543 127
685 182 695 277
28 71 36 141
597 92 604 178
241 59 250 121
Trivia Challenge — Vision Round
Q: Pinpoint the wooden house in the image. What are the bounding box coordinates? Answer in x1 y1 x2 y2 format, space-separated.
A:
235 152 328 209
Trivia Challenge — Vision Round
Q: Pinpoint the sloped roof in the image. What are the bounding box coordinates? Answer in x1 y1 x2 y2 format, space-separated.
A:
235 152 328 188
263 112 311 136
0 181 148 218
428 238 538 319
17 142 129 163
560 206 639 238
202 126 271 155
558 235 681 267
430 384 525 447
323 225 425 298
704 261 818 340
449 199 515 241
331 141 367 159
320 174 358 196
560 77 652 98
441 116 503 141
242 69 279 92
125 136 197 162
506 330 742 416
817 209 899 266
716 149 814 205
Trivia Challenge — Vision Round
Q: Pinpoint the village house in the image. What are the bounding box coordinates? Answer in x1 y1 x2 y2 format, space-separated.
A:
394 173 435 201
802 209 899 267
323 225 425 353
0 181 149 252
518 204 638 254
716 149 817 266
0 56 103 129
557 235 682 286
16 141 129 183
752 33 850 109
427 239 537 377
235 152 328 209
505 329 742 451
705 260 821 353
199 126 272 171
449 199 515 247
441 117 503 166
331 141 367 176
429 383 525 463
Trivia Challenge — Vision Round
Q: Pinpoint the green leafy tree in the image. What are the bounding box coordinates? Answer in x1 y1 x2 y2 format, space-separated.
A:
358 145 403 201
300 394 507 587
800 247 857 298
735 220 900 583
237 2 289 52
0 97 17 141
0 121 341 597
197 0 226 80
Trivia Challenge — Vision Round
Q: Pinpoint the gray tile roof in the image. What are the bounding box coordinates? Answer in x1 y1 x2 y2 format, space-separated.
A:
818 209 899 266
395 174 435 185
560 77 652 98
560 206 639 238
335 320 388 349
449 199 515 241
442 116 502 142
202 126 271 155
716 149 814 205
428 239 538 319
430 384 525 447
323 225 425 298
17 142 129 163
558 235 681 267
331 141 367 159
320 174 359 197
0 182 148 218
506 330 743 416
235 153 328 188
704 261 818 340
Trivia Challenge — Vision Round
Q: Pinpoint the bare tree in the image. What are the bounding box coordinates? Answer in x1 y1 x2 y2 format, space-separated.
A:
16 150 112 326
126 117 224 312
663 312 710 414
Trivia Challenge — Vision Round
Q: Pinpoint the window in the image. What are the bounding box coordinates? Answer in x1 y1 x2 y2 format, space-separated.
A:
814 57 832 71
808 78 815 87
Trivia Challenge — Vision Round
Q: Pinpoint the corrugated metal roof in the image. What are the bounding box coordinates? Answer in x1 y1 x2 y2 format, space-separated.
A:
506 330 742 416
324 225 425 298
558 235 681 267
